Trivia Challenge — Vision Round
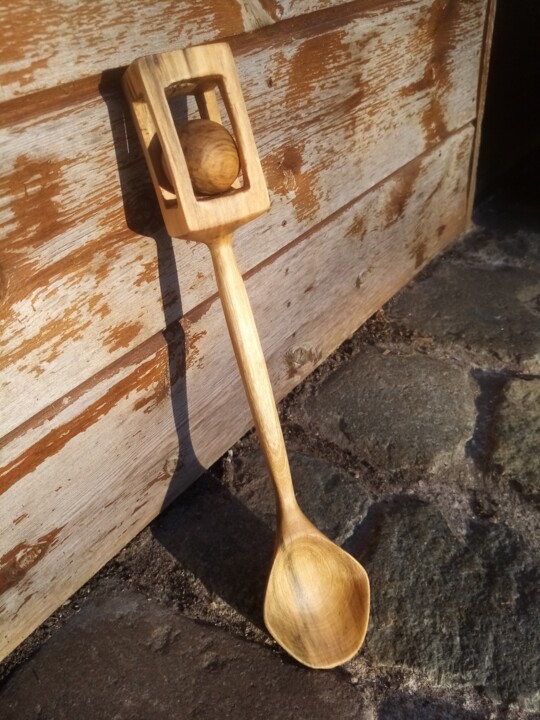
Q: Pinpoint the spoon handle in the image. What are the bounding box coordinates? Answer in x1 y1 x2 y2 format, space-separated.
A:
209 233 298 516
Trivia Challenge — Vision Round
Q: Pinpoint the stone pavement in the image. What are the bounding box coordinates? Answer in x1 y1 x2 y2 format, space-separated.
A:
1 172 539 718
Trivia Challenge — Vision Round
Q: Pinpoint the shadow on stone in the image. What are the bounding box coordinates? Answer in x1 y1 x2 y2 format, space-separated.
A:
152 473 274 631
341 494 397 567
466 369 540 500
465 368 510 474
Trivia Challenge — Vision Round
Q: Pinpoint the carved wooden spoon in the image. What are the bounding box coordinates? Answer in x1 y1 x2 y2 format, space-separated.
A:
123 42 370 669
212 233 370 668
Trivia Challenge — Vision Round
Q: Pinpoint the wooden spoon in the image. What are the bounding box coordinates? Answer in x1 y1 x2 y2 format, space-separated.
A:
211 234 370 668
123 42 370 669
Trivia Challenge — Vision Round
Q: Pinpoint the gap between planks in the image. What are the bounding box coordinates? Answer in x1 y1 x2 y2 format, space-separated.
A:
466 0 498 221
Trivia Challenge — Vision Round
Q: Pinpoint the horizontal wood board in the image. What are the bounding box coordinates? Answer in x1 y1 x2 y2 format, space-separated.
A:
0 0 375 102
0 127 474 660
0 0 488 436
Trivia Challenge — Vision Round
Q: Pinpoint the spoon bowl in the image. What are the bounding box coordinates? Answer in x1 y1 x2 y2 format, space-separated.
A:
264 517 370 669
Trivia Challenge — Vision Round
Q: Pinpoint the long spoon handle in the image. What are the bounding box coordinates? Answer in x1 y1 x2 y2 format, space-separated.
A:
209 234 298 517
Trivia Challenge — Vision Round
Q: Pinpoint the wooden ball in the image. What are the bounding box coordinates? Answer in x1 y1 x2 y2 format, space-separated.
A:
162 119 240 196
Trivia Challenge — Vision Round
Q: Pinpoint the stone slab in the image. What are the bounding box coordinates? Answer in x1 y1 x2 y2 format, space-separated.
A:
0 592 367 720
347 496 540 710
388 263 540 368
232 450 371 545
296 347 475 471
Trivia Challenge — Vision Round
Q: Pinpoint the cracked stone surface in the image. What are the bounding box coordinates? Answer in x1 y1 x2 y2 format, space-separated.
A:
1 184 539 718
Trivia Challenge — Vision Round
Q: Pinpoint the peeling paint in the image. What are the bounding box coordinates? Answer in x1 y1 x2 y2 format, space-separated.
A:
103 321 144 353
0 527 63 595
0 350 168 497
382 158 423 229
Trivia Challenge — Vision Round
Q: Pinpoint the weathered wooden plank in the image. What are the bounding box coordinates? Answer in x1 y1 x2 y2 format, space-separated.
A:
0 0 487 437
0 0 250 103
0 127 474 660
0 0 370 102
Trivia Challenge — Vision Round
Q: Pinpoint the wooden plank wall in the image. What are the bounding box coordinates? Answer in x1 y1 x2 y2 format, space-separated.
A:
1 0 491 659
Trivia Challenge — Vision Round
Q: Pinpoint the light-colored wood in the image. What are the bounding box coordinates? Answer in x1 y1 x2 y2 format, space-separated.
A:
164 120 240 195
0 0 488 438
0 127 474 662
209 235 297 517
122 43 270 241
265 532 370 669
0 0 252 103
123 43 371 666
210 235 370 667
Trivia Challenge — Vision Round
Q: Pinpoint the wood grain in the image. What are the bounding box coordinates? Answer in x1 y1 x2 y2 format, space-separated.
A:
169 121 240 195
0 0 376 102
264 528 370 668
0 127 473 660
122 43 270 240
208 229 370 667
0 0 488 437
0 0 249 103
